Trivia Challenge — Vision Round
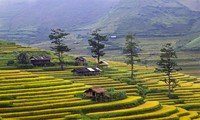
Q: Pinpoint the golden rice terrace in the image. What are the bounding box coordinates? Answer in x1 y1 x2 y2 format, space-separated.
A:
0 40 199 120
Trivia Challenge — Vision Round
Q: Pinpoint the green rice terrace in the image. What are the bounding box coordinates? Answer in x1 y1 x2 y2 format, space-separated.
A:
0 40 200 120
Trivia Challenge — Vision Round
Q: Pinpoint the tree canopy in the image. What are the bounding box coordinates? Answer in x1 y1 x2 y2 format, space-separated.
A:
17 52 29 64
124 33 140 80
156 43 182 97
88 29 108 63
49 28 71 70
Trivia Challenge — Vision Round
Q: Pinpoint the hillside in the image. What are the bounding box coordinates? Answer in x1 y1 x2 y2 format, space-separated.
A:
0 0 200 48
178 0 200 11
0 0 119 44
89 0 200 37
0 40 200 119
184 36 200 50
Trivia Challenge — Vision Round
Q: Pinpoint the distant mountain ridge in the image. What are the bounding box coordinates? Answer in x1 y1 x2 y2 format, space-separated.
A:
0 0 200 50
90 0 200 37
0 0 119 44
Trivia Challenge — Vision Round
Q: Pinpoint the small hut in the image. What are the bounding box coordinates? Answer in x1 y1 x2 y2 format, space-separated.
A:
84 87 110 101
30 56 51 66
71 68 102 76
98 61 109 67
75 56 87 66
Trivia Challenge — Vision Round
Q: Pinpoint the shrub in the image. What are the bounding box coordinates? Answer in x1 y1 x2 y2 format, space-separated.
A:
46 62 56 67
65 61 75 66
106 88 115 92
168 94 179 99
174 100 184 104
109 91 127 101
74 93 88 99
149 88 168 93
7 60 15 66
16 52 30 64
137 84 149 98
16 64 34 69
121 78 136 85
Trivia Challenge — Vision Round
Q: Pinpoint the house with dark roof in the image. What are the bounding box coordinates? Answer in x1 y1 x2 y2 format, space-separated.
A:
84 87 110 102
71 67 102 76
75 56 87 66
30 56 51 66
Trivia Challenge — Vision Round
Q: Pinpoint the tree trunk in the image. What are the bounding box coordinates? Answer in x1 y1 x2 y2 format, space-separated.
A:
59 52 64 71
168 82 171 97
131 42 134 80
131 63 134 80
61 63 64 71
97 56 100 64
168 71 171 97
97 40 100 64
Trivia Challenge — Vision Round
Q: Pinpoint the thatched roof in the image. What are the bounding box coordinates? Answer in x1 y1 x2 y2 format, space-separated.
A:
85 87 106 93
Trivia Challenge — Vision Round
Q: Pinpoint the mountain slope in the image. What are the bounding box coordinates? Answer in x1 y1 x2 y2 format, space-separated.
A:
1 0 200 50
184 36 200 50
90 0 200 37
177 0 200 11
0 0 119 44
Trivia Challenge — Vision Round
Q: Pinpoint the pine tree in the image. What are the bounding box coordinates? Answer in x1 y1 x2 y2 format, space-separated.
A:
156 43 182 97
49 29 71 70
124 33 140 80
88 29 108 63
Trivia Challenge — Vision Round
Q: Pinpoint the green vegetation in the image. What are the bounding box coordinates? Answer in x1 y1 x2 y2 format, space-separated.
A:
88 29 108 63
184 36 200 50
156 43 182 97
76 88 127 102
124 33 140 80
137 84 149 98
0 40 199 120
49 29 71 70
17 52 30 64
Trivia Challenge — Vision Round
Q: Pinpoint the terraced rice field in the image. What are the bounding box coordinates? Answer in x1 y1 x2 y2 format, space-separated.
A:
0 69 198 120
0 41 47 68
0 40 199 119
138 50 200 78
97 60 200 115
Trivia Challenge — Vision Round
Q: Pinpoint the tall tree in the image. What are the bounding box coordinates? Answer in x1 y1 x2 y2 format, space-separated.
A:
88 29 108 63
156 43 182 97
49 29 71 70
124 33 140 80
